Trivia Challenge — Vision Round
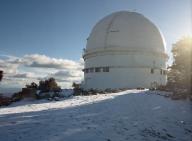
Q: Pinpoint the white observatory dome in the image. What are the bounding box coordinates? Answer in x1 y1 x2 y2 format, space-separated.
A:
86 11 166 53
82 11 168 90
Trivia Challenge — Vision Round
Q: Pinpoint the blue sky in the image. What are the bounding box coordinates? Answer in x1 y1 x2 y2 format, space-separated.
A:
0 0 191 92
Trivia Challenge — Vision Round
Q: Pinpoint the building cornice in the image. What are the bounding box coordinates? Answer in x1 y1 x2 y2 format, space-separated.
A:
83 47 168 60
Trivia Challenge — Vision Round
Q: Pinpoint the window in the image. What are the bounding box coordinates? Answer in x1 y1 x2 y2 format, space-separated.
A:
90 68 94 73
160 69 163 75
151 68 154 74
95 67 101 72
163 70 167 75
85 69 89 73
84 67 110 73
103 67 109 72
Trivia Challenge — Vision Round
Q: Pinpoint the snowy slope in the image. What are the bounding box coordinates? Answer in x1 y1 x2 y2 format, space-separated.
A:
0 90 192 141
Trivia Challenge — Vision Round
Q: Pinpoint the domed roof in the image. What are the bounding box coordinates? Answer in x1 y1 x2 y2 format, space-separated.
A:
86 11 166 53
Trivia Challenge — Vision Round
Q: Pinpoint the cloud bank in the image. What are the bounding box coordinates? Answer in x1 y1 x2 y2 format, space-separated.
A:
0 54 84 91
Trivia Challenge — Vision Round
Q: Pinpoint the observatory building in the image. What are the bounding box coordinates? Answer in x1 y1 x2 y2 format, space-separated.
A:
82 11 168 90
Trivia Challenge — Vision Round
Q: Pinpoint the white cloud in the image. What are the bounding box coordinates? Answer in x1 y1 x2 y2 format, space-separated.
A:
23 54 83 70
11 72 36 78
49 70 83 83
0 55 20 77
0 54 84 91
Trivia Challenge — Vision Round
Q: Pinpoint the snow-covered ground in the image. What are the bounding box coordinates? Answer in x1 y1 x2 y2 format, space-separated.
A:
0 90 191 141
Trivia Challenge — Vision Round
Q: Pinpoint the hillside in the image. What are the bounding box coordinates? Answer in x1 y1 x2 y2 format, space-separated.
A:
0 90 191 141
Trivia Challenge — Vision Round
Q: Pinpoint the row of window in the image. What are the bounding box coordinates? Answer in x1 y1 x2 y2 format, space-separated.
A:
151 69 167 75
83 67 109 73
83 67 167 75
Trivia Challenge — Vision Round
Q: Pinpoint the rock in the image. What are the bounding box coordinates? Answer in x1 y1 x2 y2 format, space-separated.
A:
47 98 53 101
166 133 174 138
54 97 60 101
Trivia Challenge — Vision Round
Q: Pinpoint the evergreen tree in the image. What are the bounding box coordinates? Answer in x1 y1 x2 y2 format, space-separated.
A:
0 70 3 81
38 77 61 92
167 37 192 94
26 82 38 89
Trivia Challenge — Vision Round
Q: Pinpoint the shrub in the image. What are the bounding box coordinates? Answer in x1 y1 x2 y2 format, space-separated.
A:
11 92 23 102
39 78 61 92
72 82 82 95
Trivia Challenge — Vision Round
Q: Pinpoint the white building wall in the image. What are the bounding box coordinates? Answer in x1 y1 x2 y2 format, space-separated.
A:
83 52 167 90
84 67 166 90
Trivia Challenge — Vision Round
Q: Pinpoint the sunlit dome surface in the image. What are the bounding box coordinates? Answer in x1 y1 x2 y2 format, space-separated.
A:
86 11 166 53
83 11 168 90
